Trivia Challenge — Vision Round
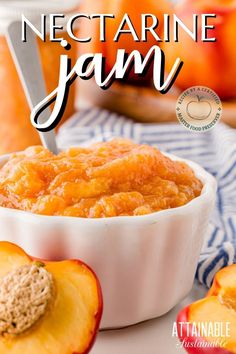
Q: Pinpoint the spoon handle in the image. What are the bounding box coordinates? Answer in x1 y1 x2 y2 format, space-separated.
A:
6 21 58 155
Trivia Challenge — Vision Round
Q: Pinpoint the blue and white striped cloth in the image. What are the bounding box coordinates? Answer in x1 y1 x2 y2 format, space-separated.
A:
58 107 236 288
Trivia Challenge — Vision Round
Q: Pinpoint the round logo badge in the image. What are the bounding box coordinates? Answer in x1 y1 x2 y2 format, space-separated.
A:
176 86 222 132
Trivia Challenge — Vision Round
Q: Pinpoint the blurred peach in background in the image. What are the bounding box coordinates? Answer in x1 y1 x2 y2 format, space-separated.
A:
163 0 236 99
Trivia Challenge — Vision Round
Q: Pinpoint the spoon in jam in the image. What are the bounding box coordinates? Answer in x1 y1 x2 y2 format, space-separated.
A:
6 21 58 155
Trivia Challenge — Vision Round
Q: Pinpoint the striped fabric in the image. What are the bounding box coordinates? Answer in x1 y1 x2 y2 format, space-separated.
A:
58 107 236 288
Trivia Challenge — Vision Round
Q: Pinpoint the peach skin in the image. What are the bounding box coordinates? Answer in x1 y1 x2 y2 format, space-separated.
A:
0 241 103 354
163 0 236 99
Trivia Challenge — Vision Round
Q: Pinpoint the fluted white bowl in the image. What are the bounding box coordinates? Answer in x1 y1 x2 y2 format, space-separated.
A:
0 152 216 328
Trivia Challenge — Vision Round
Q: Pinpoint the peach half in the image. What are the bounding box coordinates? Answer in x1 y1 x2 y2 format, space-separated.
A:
177 265 236 353
0 242 102 354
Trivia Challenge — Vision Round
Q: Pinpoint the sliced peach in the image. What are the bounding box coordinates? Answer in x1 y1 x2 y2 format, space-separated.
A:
207 264 236 298
0 242 102 354
189 297 236 353
177 265 236 353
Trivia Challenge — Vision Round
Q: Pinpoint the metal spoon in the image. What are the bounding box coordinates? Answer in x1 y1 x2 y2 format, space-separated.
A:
6 21 58 154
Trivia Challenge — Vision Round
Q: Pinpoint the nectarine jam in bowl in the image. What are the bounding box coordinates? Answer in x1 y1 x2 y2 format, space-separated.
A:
0 139 216 328
0 139 203 217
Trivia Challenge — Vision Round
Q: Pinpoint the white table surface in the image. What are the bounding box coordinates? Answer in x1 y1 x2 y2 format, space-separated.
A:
91 283 207 354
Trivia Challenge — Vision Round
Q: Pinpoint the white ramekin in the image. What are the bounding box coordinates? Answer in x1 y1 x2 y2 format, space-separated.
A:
0 153 216 329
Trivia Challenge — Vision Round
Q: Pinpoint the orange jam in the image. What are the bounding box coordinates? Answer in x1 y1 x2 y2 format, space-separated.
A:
0 139 202 218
